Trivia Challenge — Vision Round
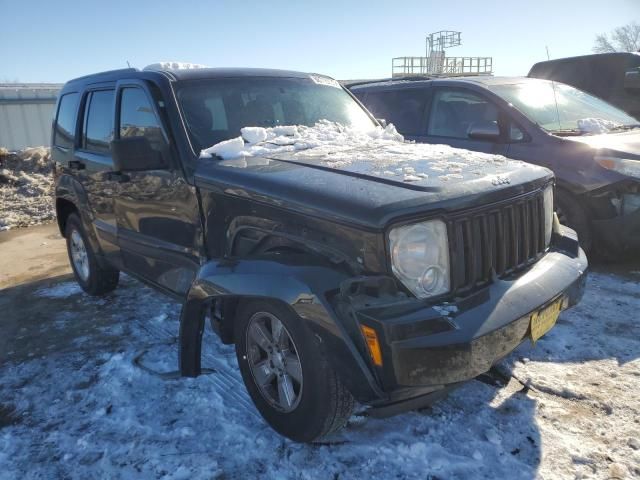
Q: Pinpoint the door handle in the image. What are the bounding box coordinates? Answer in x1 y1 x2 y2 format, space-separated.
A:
106 171 130 183
68 160 86 170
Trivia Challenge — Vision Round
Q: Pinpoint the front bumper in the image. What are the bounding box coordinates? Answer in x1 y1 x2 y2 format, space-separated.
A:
346 227 587 408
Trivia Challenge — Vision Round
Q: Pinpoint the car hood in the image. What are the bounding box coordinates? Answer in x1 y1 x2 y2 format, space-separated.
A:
565 129 640 159
194 144 552 229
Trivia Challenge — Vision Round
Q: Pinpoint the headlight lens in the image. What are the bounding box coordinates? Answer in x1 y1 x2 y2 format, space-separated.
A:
543 185 554 246
595 156 640 179
389 220 450 298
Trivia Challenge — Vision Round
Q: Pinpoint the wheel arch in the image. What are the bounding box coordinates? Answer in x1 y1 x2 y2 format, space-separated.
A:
178 257 385 403
55 197 79 237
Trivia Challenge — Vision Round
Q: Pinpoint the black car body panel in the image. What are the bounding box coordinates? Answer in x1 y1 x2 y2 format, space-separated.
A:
350 76 640 253
54 66 587 415
528 52 640 119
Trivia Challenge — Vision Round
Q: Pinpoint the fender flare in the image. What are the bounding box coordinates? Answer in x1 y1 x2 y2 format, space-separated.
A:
179 257 386 403
55 175 102 251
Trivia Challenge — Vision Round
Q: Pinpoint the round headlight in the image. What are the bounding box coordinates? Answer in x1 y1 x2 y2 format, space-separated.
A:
419 265 445 294
391 224 435 278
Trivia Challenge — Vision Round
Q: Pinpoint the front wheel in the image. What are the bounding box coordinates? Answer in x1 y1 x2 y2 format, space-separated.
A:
65 213 119 295
235 300 354 442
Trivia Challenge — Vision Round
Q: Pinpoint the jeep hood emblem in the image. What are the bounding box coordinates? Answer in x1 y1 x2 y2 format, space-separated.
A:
491 176 511 186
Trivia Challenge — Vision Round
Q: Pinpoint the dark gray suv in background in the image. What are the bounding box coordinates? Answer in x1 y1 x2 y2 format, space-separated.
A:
350 76 640 256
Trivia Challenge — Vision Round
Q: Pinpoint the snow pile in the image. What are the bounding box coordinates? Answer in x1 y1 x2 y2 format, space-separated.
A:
0 147 54 231
200 121 404 160
577 117 622 134
144 62 210 71
200 121 519 183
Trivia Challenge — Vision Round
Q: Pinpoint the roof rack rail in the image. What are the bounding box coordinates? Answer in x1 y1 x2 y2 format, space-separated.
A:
344 75 434 89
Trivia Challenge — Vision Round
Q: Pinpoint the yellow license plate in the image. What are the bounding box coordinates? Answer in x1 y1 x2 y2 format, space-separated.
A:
530 298 563 342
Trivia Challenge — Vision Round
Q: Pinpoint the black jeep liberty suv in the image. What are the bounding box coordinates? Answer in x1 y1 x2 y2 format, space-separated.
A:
52 65 587 442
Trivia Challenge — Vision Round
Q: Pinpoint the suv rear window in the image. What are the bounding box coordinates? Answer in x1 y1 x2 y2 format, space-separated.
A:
83 90 115 154
54 93 79 149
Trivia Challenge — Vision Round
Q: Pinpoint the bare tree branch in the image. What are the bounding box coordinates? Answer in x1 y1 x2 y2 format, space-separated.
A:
593 22 640 53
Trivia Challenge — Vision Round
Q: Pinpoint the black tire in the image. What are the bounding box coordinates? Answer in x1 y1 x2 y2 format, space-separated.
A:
235 300 354 442
555 189 592 252
65 213 119 295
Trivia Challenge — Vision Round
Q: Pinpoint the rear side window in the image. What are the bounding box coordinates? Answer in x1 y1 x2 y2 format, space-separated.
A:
54 93 79 148
358 89 426 135
83 90 115 154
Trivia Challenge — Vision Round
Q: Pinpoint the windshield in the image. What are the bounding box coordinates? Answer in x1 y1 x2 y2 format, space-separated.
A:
176 76 376 152
490 81 638 133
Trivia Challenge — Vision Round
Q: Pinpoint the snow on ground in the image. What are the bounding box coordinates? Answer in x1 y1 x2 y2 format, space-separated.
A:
200 121 533 183
0 147 54 231
1 269 638 479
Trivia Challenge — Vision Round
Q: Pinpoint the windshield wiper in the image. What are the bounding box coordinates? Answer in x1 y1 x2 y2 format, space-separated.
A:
609 124 640 132
548 128 586 137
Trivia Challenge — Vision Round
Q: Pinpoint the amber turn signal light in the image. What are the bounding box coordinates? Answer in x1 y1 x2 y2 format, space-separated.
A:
360 325 383 367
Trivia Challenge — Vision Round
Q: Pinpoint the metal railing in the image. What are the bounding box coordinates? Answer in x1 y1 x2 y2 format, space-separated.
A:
392 56 493 77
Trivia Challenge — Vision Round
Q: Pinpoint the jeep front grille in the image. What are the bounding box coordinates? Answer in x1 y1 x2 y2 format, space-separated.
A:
450 190 546 292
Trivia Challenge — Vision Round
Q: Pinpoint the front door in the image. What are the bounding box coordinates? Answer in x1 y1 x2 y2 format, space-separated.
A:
422 87 509 156
113 81 203 297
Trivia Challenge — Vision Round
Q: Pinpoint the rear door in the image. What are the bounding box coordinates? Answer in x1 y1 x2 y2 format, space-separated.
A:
424 87 509 155
68 86 123 268
113 80 203 297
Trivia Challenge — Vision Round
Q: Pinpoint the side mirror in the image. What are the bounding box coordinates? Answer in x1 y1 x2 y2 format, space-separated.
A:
624 70 640 90
468 122 501 141
377 118 388 128
111 137 168 172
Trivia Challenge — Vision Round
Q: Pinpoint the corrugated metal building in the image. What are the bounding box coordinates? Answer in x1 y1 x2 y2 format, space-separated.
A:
0 84 62 150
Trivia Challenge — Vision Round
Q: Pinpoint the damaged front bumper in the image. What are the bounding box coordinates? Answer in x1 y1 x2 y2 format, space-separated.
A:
337 226 588 415
592 206 640 252
589 183 640 253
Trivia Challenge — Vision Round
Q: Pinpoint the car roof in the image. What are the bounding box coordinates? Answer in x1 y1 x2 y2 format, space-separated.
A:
349 75 550 91
63 66 321 88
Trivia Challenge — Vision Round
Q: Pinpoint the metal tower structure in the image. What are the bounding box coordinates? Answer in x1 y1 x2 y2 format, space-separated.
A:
392 31 492 78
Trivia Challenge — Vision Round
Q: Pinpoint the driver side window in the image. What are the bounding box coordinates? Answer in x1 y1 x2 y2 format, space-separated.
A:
119 87 165 152
428 89 499 139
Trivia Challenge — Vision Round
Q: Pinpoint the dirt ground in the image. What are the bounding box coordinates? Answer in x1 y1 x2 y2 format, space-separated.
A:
0 222 69 290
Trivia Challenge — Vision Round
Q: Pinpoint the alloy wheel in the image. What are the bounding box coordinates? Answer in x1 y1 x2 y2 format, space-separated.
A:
70 229 90 281
245 311 303 412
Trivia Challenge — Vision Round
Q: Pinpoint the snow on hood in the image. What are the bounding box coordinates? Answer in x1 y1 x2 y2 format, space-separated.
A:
577 117 623 134
200 121 523 183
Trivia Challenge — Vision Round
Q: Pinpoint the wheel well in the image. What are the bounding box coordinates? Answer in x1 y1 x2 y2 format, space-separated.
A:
210 295 297 345
56 198 78 237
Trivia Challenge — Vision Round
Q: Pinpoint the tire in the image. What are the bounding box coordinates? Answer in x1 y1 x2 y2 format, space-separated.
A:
555 189 592 252
235 300 354 442
65 213 119 295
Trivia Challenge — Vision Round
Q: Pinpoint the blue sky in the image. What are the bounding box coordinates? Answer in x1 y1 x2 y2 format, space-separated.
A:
1 0 638 83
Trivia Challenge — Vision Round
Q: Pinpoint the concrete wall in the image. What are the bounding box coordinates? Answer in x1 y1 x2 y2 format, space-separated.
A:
0 84 62 150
